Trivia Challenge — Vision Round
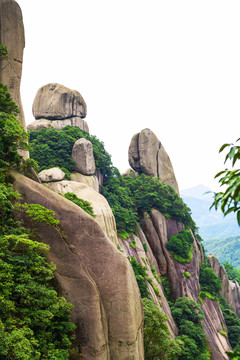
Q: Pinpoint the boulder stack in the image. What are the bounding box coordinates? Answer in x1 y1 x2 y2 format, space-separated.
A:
128 128 179 194
28 83 89 132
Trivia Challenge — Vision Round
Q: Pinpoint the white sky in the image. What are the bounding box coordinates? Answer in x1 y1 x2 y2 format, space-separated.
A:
16 0 240 192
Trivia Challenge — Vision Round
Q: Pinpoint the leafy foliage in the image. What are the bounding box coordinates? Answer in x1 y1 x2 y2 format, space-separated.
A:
0 234 75 359
171 297 210 360
28 126 113 178
166 229 194 263
223 261 240 283
129 256 149 298
199 262 222 298
211 138 240 225
102 172 196 235
0 80 76 359
203 236 240 269
219 296 240 349
63 192 95 217
143 298 183 360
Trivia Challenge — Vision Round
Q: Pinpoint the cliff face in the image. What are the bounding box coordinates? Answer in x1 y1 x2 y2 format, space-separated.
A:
12 171 144 360
3 1 240 359
0 0 25 129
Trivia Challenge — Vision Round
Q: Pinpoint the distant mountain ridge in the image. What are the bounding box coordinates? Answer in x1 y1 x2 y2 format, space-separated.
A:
181 184 240 240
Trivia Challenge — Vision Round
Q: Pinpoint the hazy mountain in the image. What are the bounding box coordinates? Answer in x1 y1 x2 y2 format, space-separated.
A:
203 236 240 269
181 185 240 240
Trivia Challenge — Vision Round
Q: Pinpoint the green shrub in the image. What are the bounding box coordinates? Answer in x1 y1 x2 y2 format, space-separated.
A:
199 262 222 297
28 126 113 178
129 256 149 298
166 230 194 263
171 297 210 360
0 234 76 359
150 264 161 283
143 243 148 252
63 192 95 217
129 240 136 249
182 272 191 278
143 298 183 360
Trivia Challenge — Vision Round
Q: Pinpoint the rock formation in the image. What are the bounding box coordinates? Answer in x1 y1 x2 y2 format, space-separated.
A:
71 138 96 175
128 208 231 359
12 171 144 360
28 83 89 132
0 0 26 129
38 167 66 182
209 254 240 317
45 180 118 246
128 128 179 194
4 1 240 358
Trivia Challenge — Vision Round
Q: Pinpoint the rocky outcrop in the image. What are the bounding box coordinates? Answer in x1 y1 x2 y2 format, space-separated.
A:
71 138 96 175
137 208 231 358
128 129 179 194
38 167 65 182
0 0 26 129
12 171 144 360
209 254 240 317
71 172 99 192
45 180 118 246
28 83 89 132
118 231 178 339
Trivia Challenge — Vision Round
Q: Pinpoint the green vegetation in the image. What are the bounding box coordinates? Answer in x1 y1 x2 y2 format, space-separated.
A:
28 126 113 178
171 297 210 360
143 243 148 252
211 138 240 225
29 126 197 238
150 264 161 283
129 256 149 299
0 75 75 359
102 172 197 236
199 262 222 299
223 261 240 283
182 272 191 279
0 233 75 360
166 229 194 264
129 240 136 249
219 296 240 351
63 192 95 217
143 298 183 360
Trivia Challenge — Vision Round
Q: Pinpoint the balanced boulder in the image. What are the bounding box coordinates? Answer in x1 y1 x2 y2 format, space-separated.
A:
38 167 65 183
71 138 96 175
129 128 179 194
28 83 89 132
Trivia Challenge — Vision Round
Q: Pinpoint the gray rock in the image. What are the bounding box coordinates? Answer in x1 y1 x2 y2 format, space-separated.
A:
27 118 89 133
32 83 87 120
71 138 95 175
0 0 26 129
38 167 65 182
128 128 179 194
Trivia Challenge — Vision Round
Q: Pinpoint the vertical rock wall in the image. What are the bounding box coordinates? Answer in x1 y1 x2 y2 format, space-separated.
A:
0 0 26 129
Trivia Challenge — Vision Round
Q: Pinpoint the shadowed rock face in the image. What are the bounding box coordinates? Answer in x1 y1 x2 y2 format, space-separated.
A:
28 83 89 132
136 209 231 359
128 129 179 194
0 0 26 129
209 254 240 317
12 172 144 360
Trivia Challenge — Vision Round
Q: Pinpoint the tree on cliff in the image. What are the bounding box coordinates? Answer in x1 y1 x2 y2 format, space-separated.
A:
0 49 76 358
211 138 240 225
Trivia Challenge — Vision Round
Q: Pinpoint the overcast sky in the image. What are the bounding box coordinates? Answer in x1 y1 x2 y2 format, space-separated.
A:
16 0 240 192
